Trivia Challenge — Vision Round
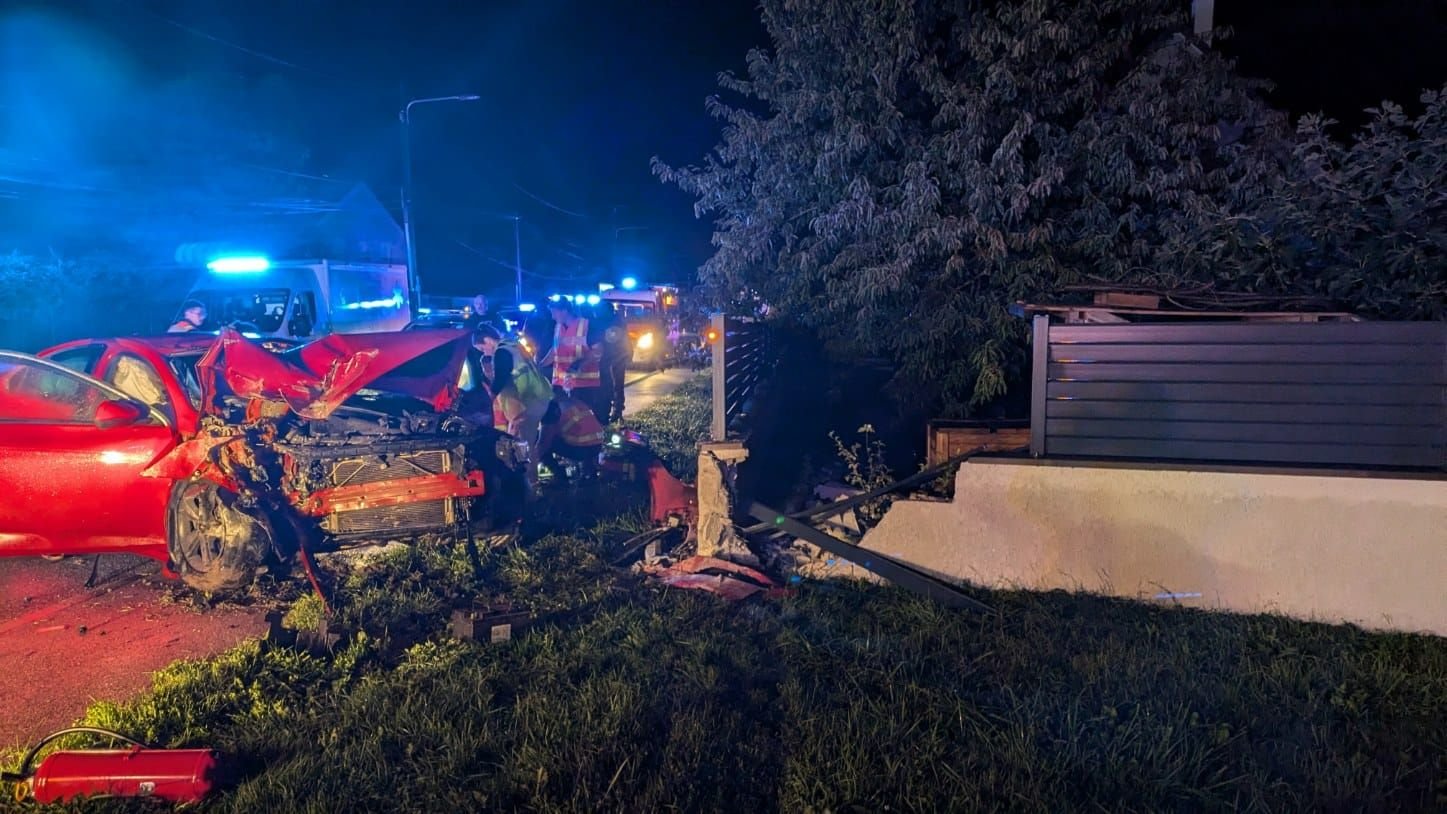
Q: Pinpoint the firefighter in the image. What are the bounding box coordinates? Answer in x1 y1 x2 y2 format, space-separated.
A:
537 387 607 483
168 300 208 333
473 326 552 490
594 303 632 423
539 299 604 419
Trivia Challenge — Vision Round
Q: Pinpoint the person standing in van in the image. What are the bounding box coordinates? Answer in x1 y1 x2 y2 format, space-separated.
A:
168 300 208 333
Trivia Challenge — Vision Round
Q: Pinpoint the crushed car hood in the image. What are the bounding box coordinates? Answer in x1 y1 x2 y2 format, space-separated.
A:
196 328 471 419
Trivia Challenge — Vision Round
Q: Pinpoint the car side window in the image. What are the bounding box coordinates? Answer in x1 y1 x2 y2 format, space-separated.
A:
46 344 104 377
104 353 172 421
0 357 109 423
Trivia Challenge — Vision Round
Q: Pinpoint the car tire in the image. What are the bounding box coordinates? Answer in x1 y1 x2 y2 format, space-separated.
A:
166 479 272 596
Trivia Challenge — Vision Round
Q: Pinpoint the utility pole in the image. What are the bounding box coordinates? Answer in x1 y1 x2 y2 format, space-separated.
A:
512 215 523 305
400 94 479 312
1192 0 1214 41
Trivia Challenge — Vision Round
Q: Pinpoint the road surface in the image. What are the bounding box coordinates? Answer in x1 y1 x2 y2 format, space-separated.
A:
0 556 268 750
622 367 697 416
0 368 694 751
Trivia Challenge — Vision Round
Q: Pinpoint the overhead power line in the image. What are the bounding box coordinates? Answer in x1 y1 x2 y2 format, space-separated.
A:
512 183 591 219
139 7 340 80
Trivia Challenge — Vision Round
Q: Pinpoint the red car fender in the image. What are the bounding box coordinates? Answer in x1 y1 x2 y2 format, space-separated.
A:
140 435 228 481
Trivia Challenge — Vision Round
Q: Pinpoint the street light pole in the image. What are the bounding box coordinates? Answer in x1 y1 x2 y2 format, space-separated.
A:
400 94 480 313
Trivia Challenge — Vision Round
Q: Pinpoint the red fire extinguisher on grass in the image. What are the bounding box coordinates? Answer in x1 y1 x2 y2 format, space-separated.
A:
2 727 220 805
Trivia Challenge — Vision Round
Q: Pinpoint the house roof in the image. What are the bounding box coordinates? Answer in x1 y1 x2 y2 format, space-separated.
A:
172 183 405 266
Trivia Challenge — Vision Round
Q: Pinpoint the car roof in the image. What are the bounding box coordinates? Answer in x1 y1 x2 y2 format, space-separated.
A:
44 334 282 358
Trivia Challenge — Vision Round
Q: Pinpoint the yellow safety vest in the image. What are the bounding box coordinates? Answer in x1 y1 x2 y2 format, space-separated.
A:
500 340 552 406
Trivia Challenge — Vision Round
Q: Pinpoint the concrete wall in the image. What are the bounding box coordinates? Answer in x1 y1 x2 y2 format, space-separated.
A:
857 460 1447 636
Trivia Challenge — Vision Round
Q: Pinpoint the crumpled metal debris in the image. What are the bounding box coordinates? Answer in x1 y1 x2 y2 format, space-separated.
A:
641 555 777 601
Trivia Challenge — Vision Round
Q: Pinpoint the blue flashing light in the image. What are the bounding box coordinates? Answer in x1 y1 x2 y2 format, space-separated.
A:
620 276 638 290
598 283 616 292
207 255 271 274
548 294 562 303
586 294 601 305
574 293 586 304
518 303 536 312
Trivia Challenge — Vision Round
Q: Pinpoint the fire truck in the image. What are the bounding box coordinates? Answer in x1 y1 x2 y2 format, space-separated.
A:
599 283 680 369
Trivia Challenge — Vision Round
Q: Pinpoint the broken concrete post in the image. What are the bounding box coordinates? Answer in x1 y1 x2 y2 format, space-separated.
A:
695 441 757 564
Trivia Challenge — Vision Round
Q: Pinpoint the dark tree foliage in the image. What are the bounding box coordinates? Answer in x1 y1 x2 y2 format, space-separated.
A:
655 0 1445 414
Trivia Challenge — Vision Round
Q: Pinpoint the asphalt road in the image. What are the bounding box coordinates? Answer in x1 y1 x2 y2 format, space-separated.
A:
0 555 269 750
0 368 694 751
622 367 697 416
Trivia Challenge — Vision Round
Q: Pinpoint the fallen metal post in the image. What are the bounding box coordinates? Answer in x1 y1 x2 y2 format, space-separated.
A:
746 502 994 613
739 445 1025 536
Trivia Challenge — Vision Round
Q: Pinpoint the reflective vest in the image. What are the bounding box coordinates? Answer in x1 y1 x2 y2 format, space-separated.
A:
551 318 600 388
492 388 525 434
500 340 552 407
559 400 606 447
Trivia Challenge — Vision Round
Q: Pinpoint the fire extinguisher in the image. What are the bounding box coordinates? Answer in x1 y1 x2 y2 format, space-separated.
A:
2 726 220 805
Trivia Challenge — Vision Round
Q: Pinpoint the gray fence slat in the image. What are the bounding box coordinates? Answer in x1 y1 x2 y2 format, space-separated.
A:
1049 362 1443 385
1046 399 1444 426
1050 322 1446 345
1048 381 1440 405
1047 437 1444 468
1050 343 1443 365
1046 418 1445 446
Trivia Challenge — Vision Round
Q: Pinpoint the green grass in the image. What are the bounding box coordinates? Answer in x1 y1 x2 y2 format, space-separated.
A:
4 378 1445 812
619 374 712 480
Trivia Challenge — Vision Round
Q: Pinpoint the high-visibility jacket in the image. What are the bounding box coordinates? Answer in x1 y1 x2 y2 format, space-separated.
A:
559 399 606 447
492 388 526 434
551 318 600 388
499 340 552 407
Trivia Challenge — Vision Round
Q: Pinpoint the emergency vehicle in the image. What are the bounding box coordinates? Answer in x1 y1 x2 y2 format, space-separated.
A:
598 282 680 369
175 256 412 340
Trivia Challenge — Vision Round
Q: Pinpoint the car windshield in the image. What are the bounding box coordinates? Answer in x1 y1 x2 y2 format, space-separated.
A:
192 288 290 333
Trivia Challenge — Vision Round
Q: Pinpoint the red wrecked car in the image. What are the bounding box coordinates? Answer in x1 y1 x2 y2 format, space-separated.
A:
0 328 525 594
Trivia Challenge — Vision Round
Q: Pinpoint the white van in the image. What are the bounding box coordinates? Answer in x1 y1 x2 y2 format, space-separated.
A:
177 258 412 340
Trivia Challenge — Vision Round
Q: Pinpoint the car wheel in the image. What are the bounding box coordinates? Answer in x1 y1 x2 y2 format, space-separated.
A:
167 480 271 595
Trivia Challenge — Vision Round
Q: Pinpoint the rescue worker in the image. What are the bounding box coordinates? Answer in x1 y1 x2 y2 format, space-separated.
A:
537 386 607 483
593 303 632 423
168 300 208 333
472 326 552 491
539 299 604 420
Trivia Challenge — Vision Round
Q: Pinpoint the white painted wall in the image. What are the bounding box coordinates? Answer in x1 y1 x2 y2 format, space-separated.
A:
856 460 1447 636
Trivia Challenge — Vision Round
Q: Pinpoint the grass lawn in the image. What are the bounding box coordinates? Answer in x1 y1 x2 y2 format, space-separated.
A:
4 375 1444 812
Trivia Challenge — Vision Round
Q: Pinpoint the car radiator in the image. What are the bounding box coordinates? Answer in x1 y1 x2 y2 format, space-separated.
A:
320 449 456 537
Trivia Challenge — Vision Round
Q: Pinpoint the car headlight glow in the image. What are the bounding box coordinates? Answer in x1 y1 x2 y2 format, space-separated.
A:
636 331 655 350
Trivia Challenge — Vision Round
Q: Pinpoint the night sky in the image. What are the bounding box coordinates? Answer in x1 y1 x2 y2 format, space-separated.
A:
2 0 1442 298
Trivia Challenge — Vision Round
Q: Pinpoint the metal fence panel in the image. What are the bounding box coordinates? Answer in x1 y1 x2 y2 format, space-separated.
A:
711 314 771 441
1031 319 1447 469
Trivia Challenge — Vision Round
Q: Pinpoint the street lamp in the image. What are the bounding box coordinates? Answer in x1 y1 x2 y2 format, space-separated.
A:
400 94 480 312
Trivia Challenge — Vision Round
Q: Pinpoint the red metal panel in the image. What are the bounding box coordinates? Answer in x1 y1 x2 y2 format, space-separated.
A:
296 470 487 516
